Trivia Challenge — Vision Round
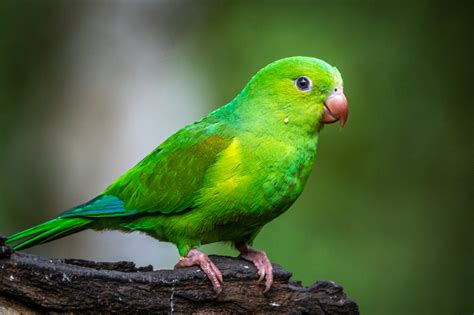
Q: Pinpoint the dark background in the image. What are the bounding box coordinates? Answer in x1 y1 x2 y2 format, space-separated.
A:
0 1 472 314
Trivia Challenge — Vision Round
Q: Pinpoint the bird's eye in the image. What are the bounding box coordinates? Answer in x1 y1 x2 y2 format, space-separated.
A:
295 76 312 92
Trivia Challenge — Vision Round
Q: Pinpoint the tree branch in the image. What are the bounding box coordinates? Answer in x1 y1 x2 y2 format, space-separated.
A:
0 237 358 314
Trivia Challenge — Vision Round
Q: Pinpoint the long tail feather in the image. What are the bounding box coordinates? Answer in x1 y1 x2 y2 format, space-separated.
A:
6 217 92 250
6 195 133 250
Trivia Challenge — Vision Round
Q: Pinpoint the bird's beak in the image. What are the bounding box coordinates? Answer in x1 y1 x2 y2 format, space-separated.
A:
321 88 349 127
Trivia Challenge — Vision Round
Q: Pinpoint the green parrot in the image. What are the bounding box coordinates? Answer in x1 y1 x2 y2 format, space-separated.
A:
6 56 348 294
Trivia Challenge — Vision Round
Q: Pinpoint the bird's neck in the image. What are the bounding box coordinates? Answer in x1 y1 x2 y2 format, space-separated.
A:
223 96 323 140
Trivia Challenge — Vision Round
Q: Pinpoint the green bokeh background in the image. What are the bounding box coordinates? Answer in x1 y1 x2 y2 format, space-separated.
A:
0 1 472 314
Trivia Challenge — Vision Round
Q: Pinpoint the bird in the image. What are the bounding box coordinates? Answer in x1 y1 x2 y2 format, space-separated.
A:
6 56 348 294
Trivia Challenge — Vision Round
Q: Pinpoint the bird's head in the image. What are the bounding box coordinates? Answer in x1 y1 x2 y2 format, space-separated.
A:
235 56 348 134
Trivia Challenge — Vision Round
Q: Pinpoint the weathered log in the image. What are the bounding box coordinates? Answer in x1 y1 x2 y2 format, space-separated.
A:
0 237 358 314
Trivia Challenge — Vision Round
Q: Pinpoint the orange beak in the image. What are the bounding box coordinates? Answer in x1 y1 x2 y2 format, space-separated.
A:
321 88 349 127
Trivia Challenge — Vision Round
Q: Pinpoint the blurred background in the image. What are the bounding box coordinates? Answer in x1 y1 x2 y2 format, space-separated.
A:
0 0 472 314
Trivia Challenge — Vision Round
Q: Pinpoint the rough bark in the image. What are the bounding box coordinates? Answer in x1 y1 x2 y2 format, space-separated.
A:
0 237 358 314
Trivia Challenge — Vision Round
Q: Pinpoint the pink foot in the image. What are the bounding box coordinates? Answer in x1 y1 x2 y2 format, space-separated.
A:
238 244 273 293
175 248 223 294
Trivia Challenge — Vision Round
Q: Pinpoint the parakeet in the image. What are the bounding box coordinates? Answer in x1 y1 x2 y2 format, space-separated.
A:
6 56 348 294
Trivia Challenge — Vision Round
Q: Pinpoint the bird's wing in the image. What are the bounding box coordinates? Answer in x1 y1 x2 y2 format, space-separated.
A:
60 121 233 218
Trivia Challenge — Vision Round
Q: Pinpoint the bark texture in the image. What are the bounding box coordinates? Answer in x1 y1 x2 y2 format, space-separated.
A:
0 237 359 314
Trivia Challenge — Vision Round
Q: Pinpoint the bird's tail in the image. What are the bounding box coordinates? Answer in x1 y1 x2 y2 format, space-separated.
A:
5 217 92 250
5 194 135 250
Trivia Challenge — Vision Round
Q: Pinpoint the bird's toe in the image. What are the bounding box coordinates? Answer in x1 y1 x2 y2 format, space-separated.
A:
175 248 224 295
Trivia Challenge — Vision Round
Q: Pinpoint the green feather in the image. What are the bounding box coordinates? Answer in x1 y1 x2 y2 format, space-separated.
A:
6 218 91 250
60 195 136 218
104 128 233 214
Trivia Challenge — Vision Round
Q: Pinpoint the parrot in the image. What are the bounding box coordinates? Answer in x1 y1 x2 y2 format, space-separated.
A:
5 56 348 294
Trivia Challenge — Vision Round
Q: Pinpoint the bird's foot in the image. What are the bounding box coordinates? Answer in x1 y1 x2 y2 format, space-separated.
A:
175 248 223 295
238 244 273 293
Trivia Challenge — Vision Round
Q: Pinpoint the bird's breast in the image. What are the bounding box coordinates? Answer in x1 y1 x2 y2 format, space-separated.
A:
259 141 317 211
195 134 317 223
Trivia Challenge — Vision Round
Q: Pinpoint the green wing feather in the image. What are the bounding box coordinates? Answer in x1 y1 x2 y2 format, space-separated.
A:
103 120 234 215
60 195 137 218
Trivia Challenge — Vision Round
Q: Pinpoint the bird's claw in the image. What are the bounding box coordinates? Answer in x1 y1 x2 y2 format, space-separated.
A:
175 249 223 295
239 245 273 293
